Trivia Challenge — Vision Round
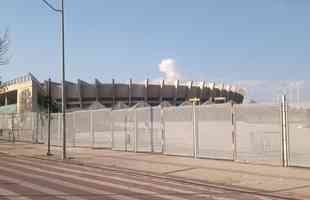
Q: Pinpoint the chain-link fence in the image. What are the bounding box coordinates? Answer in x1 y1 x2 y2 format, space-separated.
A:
198 104 233 160
288 105 310 167
164 105 194 156
1 99 310 168
92 109 112 149
235 104 282 165
0 112 47 143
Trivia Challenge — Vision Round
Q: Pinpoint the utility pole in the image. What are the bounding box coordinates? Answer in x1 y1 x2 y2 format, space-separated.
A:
41 0 66 159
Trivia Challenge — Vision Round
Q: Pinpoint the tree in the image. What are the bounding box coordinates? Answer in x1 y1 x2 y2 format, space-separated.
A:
0 29 9 65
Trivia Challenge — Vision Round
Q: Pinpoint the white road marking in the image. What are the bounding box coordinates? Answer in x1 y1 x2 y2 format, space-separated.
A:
0 175 86 200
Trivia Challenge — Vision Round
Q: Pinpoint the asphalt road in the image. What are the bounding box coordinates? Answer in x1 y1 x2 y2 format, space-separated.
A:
0 154 283 200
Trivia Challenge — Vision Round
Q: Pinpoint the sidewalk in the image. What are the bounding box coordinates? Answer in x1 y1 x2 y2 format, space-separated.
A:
1 142 310 200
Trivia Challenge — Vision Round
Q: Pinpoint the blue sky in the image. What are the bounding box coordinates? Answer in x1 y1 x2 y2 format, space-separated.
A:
1 0 310 101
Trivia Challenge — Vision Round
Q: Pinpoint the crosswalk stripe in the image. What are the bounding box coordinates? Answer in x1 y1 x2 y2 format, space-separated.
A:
0 187 32 200
0 175 86 200
0 161 183 200
0 179 64 200
1 156 218 197
3 155 225 195
0 162 140 200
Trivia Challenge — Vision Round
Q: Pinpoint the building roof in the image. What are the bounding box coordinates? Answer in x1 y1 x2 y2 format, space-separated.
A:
0 73 39 88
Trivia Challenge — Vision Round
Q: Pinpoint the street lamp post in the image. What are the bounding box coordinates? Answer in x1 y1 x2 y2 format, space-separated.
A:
41 0 66 159
60 0 66 160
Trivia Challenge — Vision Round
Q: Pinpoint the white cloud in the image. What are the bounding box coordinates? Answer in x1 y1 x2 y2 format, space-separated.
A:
158 59 182 81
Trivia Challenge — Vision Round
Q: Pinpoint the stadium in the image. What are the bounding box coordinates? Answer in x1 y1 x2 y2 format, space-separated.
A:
0 73 244 113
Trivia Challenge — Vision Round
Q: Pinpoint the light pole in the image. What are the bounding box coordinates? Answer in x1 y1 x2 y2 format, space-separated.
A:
41 0 66 160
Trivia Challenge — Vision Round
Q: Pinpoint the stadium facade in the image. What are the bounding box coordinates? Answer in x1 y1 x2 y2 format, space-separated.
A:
0 73 245 113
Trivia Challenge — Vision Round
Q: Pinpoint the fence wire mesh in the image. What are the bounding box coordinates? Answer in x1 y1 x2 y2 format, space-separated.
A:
74 111 91 147
136 107 152 152
197 104 233 160
92 109 112 148
50 113 60 146
37 113 48 144
0 114 14 141
235 104 282 165
163 105 194 157
152 106 163 153
126 108 136 152
12 113 34 142
111 109 127 151
288 105 310 167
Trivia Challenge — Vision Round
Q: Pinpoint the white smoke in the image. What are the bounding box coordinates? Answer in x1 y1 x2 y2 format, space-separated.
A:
158 59 182 81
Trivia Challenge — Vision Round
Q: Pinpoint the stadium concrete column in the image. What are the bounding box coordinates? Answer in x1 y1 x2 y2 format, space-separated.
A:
220 83 225 97
209 82 215 102
160 80 165 102
144 79 149 103
77 79 83 108
112 79 116 105
200 81 205 103
4 95 8 106
94 79 100 102
174 80 179 106
129 78 132 106
187 81 193 100
225 84 231 101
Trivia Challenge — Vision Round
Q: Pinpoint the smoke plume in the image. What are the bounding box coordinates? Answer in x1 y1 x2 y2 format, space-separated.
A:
158 59 182 81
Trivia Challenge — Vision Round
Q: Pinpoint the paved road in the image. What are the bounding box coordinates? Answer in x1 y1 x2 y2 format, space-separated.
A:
0 154 284 200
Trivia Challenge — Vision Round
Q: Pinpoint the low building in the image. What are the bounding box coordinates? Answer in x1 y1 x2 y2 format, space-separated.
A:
0 73 45 113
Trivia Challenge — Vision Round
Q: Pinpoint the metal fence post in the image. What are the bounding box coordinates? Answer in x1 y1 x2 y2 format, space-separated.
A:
58 113 61 146
281 95 289 167
111 110 114 149
160 105 166 154
35 112 39 144
31 113 35 143
124 113 128 152
134 108 138 153
90 110 94 148
232 102 237 161
47 78 52 155
47 112 52 155
190 97 199 158
192 102 198 158
73 111 76 147
11 113 15 143
150 106 154 153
